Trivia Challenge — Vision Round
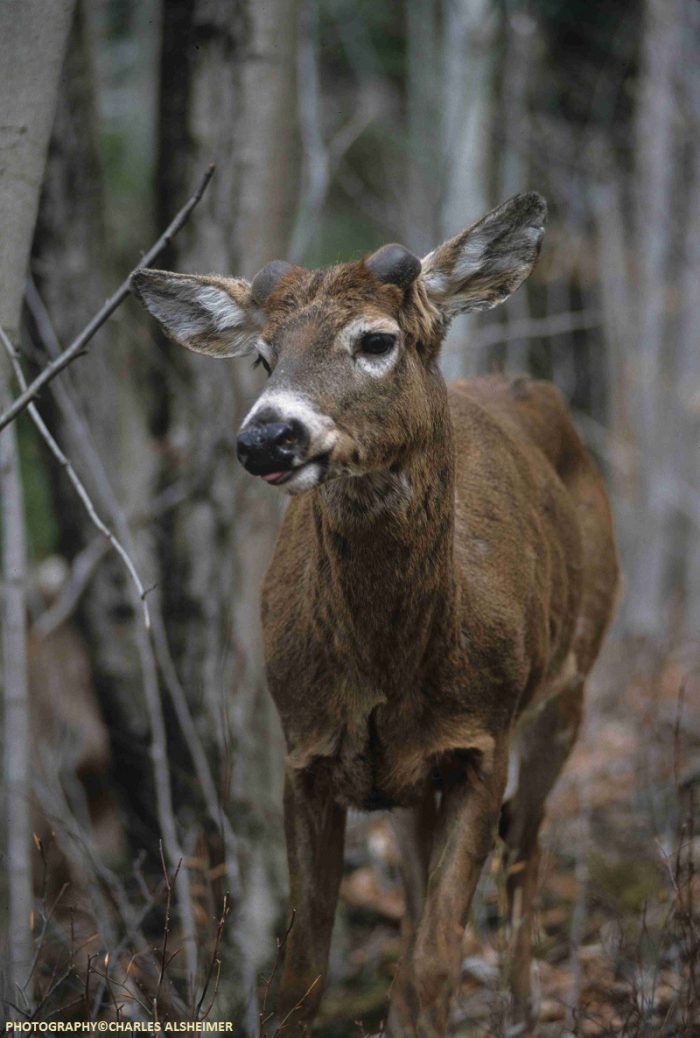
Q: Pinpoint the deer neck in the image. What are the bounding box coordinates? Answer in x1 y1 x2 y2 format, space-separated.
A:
314 394 459 675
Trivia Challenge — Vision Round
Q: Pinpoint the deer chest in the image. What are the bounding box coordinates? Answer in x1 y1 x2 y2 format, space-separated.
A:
278 670 490 811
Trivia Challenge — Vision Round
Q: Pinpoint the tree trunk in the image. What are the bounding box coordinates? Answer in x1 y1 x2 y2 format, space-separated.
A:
0 401 32 1010
157 0 300 1021
438 0 495 380
405 0 441 258
626 0 682 636
0 0 74 1009
31 0 161 838
499 4 536 372
677 0 700 632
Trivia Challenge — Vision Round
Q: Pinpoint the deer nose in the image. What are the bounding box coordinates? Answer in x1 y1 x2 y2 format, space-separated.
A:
236 418 309 476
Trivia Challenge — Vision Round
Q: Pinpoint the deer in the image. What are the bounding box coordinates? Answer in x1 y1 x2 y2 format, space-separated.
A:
131 191 619 1037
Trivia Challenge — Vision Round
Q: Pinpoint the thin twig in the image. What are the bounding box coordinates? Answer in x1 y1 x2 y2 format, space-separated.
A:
88 965 153 1020
23 880 69 990
0 326 152 629
194 893 230 1020
89 871 170 1019
0 164 215 432
32 536 109 638
101 952 122 1023
154 840 182 1021
258 912 296 1038
274 976 321 1036
83 953 94 1020
150 609 242 900
32 479 190 639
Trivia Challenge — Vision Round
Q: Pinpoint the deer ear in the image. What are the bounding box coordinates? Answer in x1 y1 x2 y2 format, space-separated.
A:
130 269 262 358
421 193 547 317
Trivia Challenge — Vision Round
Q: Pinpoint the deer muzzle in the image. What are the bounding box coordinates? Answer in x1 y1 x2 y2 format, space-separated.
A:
236 414 310 481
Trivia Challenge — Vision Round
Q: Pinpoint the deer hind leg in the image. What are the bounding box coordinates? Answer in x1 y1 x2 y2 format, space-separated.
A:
386 780 437 1037
276 768 346 1038
500 672 585 1033
393 740 508 1038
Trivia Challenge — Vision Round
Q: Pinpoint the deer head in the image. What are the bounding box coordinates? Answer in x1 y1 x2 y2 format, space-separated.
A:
131 192 546 494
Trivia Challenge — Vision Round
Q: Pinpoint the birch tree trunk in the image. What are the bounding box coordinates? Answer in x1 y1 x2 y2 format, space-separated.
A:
438 0 495 380
626 0 682 636
677 0 700 632
0 399 32 1012
499 4 535 372
406 0 495 381
0 0 74 1010
405 0 441 258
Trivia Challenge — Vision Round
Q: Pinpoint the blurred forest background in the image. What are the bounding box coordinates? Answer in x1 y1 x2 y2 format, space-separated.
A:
1 0 699 1034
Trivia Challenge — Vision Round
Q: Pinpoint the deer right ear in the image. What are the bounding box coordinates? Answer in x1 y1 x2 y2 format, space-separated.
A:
421 193 547 318
130 268 262 358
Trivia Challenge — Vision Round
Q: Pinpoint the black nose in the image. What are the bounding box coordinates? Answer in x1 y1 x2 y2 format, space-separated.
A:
236 418 309 476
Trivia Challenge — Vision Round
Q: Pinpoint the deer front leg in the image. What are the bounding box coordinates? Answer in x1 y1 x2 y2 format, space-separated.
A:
276 767 346 1037
386 780 437 1037
405 741 508 1038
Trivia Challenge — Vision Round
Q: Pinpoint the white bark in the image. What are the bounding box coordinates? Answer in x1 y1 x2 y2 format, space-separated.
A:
438 0 496 380
626 0 682 636
0 391 32 1009
406 0 441 257
678 0 700 631
0 0 74 337
499 7 536 372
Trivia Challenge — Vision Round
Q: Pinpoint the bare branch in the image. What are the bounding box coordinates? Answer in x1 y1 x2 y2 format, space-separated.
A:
258 912 296 1038
442 309 602 358
31 475 190 639
22 280 201 984
154 841 182 1021
32 536 109 638
194 893 230 1021
274 975 321 1036
150 610 242 899
0 164 215 433
27 277 242 954
0 326 152 630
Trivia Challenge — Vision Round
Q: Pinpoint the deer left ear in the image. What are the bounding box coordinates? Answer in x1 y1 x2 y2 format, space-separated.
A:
130 268 262 358
421 192 547 317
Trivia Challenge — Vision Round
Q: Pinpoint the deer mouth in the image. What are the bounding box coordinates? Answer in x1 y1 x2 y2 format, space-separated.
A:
260 452 330 492
261 470 294 485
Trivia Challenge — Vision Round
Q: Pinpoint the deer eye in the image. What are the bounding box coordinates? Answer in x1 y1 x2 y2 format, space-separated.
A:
359 332 396 356
252 354 272 375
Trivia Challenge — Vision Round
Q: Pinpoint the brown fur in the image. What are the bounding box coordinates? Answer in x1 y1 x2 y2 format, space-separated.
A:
131 193 619 1037
257 292 617 1034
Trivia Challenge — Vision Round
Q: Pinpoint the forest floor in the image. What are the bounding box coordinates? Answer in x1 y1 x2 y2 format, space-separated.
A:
316 636 700 1038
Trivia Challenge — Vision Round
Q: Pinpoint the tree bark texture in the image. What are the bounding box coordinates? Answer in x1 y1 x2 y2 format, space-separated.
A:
157 0 300 1017
0 0 75 1009
626 0 682 635
32 0 160 829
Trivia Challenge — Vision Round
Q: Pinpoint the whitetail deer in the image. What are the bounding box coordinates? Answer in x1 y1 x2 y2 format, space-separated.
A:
132 192 619 1037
